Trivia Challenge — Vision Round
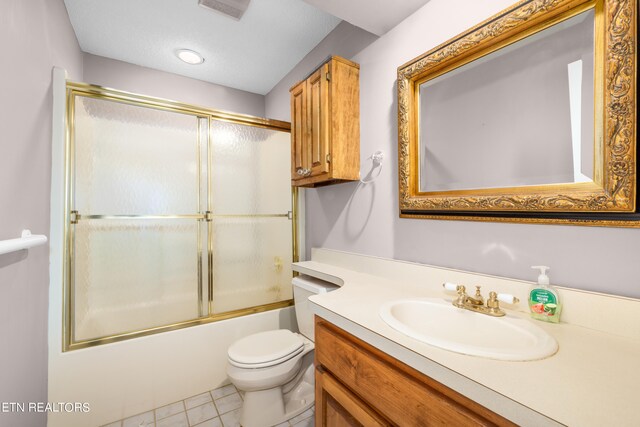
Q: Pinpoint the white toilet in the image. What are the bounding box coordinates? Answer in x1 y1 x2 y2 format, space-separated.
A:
226 275 338 427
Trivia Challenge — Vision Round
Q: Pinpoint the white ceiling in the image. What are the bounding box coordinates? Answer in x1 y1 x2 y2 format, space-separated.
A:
64 0 341 95
301 0 430 36
64 0 430 95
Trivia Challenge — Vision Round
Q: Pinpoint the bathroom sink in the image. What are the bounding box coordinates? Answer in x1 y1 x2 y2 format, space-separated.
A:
379 298 558 361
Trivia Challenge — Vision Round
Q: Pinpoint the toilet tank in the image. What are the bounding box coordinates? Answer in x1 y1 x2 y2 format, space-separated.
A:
292 275 339 341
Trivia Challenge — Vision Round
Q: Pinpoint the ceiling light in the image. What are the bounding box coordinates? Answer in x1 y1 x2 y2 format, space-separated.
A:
176 49 204 65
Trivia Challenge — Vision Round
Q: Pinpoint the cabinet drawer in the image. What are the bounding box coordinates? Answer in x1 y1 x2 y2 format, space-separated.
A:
315 317 516 427
316 366 390 427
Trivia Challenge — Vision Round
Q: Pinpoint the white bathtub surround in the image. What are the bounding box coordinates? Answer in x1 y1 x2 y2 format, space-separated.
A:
46 304 296 427
293 248 640 427
48 69 300 427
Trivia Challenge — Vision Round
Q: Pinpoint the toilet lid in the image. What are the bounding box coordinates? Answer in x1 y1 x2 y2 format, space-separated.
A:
228 330 304 368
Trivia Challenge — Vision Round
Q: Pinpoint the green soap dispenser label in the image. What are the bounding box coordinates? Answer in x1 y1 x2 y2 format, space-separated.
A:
529 290 558 317
530 289 557 305
530 266 560 323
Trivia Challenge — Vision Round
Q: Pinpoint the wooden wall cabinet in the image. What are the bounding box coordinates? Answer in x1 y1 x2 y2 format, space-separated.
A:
314 317 517 427
290 56 360 188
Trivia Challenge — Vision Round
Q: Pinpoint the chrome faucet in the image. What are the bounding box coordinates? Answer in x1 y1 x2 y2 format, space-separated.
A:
444 283 519 317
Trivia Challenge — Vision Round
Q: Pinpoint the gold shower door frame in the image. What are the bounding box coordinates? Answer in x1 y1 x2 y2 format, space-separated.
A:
63 82 298 351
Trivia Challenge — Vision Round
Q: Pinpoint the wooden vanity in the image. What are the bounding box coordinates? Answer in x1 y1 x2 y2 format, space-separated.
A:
314 316 515 426
295 249 640 427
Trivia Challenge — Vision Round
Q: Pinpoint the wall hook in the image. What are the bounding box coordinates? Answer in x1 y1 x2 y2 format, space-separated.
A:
360 150 384 184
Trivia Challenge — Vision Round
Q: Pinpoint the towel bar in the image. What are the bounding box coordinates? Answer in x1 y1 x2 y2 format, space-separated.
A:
0 230 48 256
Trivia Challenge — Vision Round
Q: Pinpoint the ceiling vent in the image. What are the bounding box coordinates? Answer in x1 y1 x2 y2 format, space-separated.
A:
198 0 251 20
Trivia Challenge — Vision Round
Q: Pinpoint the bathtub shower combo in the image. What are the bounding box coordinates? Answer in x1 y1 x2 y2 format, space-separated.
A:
63 82 297 350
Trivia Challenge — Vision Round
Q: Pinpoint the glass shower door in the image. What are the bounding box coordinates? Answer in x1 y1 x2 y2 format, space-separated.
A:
65 83 296 350
210 120 293 313
70 95 208 342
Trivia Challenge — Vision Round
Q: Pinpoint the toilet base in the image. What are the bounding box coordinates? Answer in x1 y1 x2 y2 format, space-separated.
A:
240 358 315 427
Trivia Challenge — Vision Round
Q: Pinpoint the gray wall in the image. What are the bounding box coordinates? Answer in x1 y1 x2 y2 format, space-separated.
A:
84 53 266 118
265 0 640 299
265 21 377 120
0 0 83 426
0 3 267 425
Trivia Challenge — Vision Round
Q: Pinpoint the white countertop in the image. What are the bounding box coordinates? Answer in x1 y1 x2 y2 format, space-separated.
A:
294 251 640 427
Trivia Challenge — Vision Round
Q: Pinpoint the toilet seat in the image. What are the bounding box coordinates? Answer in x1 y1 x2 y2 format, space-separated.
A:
228 329 305 369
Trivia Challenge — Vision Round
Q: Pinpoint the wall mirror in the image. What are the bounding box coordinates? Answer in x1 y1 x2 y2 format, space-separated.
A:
397 0 637 226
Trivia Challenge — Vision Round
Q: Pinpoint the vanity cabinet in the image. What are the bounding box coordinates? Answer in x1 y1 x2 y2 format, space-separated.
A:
314 317 517 427
290 56 360 188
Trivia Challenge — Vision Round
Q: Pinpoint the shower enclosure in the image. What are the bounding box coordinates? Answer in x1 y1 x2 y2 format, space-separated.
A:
63 83 297 350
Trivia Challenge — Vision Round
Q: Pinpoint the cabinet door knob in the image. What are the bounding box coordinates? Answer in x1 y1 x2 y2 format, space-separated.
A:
296 168 312 176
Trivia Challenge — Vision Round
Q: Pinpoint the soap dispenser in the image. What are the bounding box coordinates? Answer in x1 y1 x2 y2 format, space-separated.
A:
528 266 561 323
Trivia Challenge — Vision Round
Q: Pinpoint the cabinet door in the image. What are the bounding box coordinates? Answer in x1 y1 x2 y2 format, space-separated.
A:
316 366 390 427
290 80 307 180
307 64 330 177
315 317 518 427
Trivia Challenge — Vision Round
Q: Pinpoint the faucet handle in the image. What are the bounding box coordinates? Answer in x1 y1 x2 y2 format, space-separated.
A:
496 293 519 305
443 282 468 299
486 292 504 316
485 292 519 317
442 282 459 292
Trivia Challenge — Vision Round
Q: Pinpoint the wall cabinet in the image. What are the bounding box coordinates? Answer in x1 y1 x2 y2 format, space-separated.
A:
314 317 517 427
290 56 360 187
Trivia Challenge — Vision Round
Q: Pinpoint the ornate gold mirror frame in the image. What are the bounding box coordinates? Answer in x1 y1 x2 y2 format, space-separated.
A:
398 0 637 227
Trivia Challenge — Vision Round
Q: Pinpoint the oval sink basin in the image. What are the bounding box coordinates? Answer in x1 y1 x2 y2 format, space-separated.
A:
379 298 558 361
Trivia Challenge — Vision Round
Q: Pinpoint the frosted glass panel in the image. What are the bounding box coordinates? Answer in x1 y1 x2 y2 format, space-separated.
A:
67 87 295 348
74 95 199 215
212 217 293 313
73 219 201 341
211 121 291 215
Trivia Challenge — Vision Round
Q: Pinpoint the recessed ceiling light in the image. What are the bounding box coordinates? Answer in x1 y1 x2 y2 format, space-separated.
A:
176 49 204 65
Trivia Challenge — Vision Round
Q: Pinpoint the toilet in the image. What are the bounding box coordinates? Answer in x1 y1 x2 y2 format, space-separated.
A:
226 275 338 427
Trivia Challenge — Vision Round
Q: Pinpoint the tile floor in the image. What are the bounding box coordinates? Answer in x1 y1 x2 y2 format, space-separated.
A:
101 384 314 427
